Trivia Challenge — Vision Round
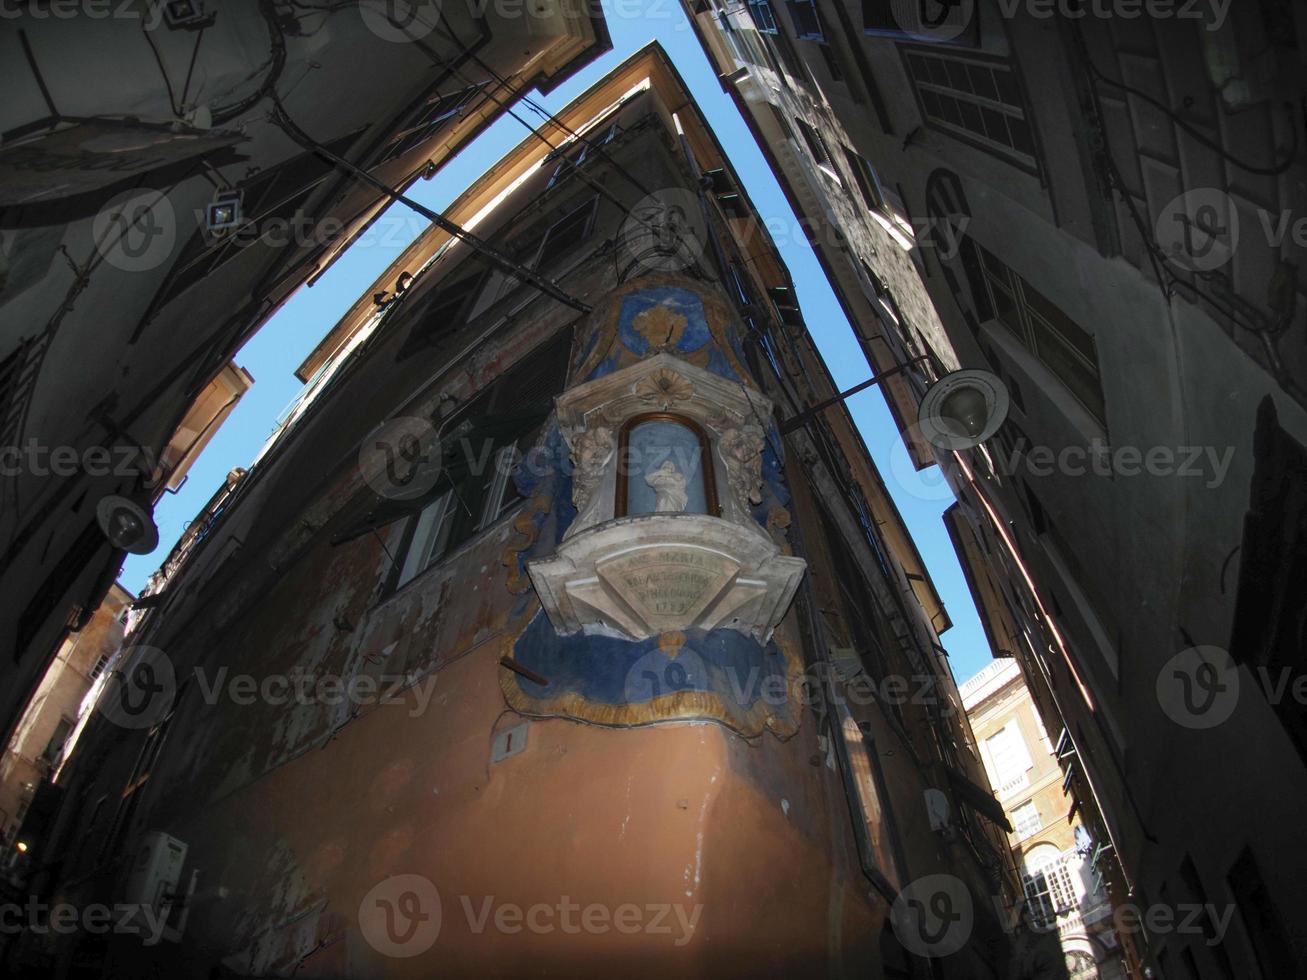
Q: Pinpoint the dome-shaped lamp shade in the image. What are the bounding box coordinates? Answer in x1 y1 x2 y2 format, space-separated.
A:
917 369 1010 451
95 495 159 555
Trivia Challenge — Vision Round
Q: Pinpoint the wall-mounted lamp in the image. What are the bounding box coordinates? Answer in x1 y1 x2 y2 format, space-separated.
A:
917 369 1010 451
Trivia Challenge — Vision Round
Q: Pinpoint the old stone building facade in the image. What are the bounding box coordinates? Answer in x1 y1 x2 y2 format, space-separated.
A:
682 2 1307 976
0 0 609 752
14 45 1038 977
0 583 133 860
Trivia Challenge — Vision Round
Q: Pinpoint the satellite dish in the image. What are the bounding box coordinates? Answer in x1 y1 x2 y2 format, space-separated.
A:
95 495 159 555
918 369 1010 451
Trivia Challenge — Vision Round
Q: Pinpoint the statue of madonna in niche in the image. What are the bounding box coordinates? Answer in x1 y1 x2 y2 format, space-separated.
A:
618 414 717 518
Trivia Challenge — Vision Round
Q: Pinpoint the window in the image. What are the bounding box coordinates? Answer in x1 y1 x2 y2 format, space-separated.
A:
384 330 572 592
718 5 772 67
89 654 110 681
479 445 523 527
768 103 795 143
1227 846 1295 980
842 146 886 211
616 415 717 518
41 718 73 765
745 0 779 34
1011 800 1042 841
396 267 490 362
785 0 824 39
395 492 455 589
901 45 1037 172
983 723 1033 789
817 41 843 80
546 124 620 189
1022 849 1080 928
536 198 598 266
382 85 484 163
795 119 838 180
970 242 1106 425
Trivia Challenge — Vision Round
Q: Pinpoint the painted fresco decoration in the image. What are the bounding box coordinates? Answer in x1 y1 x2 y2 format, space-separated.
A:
498 277 807 737
574 274 755 386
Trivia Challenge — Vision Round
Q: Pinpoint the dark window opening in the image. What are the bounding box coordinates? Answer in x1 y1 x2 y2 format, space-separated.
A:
971 242 1105 425
785 0 824 39
745 0 779 33
817 40 843 80
40 718 72 764
381 84 484 163
395 266 491 362
386 329 573 592
901 45 1037 173
842 145 886 211
537 198 599 267
795 119 832 168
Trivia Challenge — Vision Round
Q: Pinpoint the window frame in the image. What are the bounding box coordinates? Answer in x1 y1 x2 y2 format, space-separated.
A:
785 0 825 40
745 0 779 34
381 83 486 164
1011 800 1042 841
614 412 720 519
534 196 600 268
394 489 456 590
899 44 1040 175
970 242 1107 426
842 145 886 212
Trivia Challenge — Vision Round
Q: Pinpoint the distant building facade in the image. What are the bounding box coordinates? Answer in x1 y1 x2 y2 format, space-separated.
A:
20 45 1035 978
1 583 132 862
682 3 1307 975
962 658 1131 979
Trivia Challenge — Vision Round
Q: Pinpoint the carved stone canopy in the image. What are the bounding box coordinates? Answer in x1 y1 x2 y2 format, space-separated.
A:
528 353 806 643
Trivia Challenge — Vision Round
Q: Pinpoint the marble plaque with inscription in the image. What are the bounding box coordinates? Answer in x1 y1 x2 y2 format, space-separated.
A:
597 547 738 630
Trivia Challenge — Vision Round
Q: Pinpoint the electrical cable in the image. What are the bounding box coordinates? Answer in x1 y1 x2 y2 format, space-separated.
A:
268 94 592 313
210 0 288 125
1085 58 1298 177
179 24 207 111
140 20 182 119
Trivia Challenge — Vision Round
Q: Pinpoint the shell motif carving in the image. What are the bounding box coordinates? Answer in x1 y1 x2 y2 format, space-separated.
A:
634 368 694 409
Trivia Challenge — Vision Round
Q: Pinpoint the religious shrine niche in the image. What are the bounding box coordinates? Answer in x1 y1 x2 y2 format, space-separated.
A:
527 352 806 642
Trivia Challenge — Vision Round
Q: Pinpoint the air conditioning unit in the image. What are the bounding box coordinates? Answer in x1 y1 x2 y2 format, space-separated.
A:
122 831 187 943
